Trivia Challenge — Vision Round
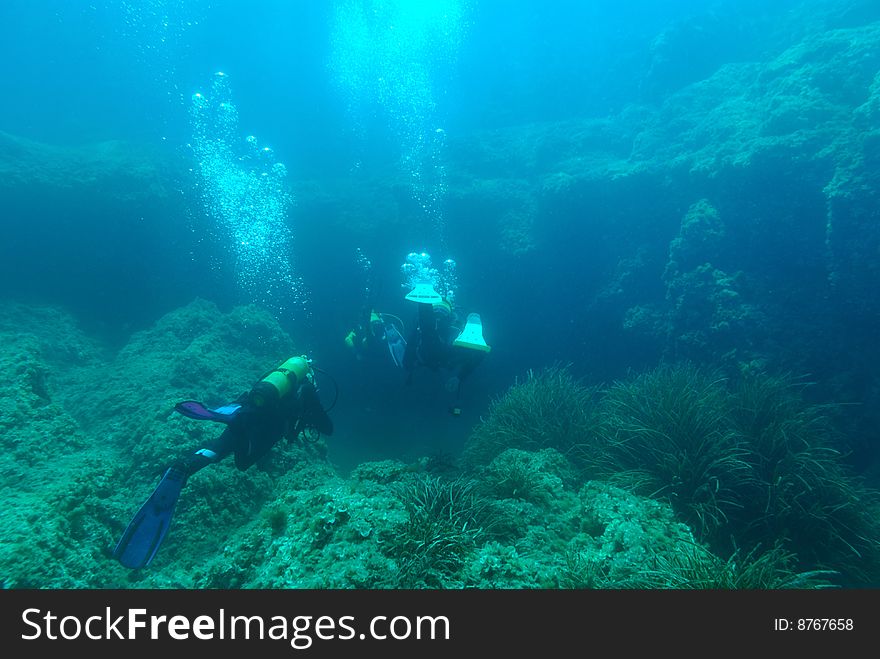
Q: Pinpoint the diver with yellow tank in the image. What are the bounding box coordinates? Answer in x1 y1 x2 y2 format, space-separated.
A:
112 355 333 570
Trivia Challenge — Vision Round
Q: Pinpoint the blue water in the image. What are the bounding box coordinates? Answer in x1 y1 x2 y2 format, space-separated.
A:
1 0 878 478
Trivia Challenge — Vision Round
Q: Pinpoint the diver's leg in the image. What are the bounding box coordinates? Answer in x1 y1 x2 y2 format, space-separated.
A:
178 426 237 477
112 427 237 569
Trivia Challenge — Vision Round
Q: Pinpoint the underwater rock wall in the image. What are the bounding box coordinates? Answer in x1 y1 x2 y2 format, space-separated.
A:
0 131 177 201
0 130 208 332
441 8 880 438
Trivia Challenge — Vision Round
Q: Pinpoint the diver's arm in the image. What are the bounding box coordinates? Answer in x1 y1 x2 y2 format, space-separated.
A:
288 382 334 438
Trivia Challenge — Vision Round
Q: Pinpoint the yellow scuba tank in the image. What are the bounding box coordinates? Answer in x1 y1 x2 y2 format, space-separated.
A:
249 355 312 408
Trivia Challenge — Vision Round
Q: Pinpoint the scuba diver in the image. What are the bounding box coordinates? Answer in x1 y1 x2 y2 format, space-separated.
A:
344 308 408 368
344 247 408 368
400 253 491 415
112 355 334 570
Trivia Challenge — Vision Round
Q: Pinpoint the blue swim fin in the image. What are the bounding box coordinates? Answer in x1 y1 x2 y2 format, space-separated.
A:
384 323 407 368
113 465 186 569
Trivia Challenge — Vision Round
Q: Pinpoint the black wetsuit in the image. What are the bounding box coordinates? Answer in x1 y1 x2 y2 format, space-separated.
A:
112 366 335 570
403 302 486 397
175 381 332 479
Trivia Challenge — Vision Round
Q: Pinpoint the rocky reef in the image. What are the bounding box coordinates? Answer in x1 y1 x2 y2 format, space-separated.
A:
1 301 870 588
